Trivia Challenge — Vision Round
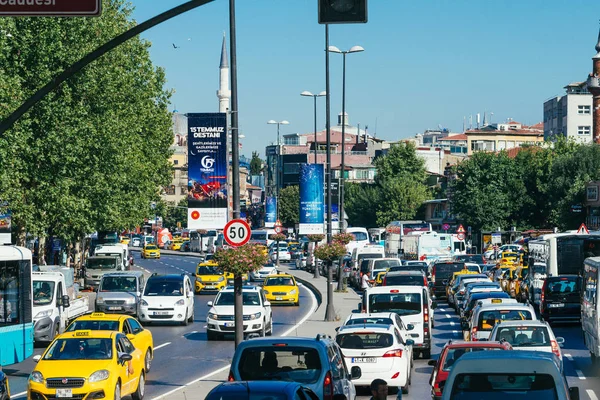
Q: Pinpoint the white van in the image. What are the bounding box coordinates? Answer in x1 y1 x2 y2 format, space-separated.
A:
363 285 436 358
346 227 370 256
352 244 385 270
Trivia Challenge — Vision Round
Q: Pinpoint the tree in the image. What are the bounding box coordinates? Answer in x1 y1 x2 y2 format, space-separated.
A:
250 151 263 175
163 198 188 231
278 185 300 227
344 182 378 228
0 0 173 248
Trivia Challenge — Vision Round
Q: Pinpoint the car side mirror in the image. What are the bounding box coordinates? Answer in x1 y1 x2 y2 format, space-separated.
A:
407 324 414 331
556 337 565 346
33 354 41 362
431 301 438 309
335 326 340 332
297 282 303 286
427 359 437 366
350 366 362 380
569 387 580 400
119 353 133 364
406 339 415 346
264 301 271 307
62 295 71 308
207 301 213 307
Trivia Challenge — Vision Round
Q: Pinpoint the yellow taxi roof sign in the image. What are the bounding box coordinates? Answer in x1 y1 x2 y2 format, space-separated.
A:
75 330 92 336
91 312 106 317
491 298 503 304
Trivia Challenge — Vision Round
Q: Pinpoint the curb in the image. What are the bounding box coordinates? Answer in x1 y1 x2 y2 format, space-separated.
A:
292 274 323 307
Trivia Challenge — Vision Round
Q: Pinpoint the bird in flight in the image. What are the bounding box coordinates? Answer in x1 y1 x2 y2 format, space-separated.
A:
172 43 180 49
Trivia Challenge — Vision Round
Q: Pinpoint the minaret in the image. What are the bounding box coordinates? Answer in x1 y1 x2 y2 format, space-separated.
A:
217 34 230 113
587 23 600 143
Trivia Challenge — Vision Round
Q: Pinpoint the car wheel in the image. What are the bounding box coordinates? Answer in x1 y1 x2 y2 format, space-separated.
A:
402 385 409 395
266 319 273 336
260 321 266 337
294 301 299 306
144 349 152 372
182 311 189 326
132 372 145 400
52 321 60 340
188 309 194 323
114 382 121 400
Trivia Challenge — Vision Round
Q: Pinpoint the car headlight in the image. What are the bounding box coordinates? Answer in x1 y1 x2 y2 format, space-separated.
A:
208 313 219 320
125 297 136 304
263 289 270 294
141 299 148 306
34 309 53 319
289 289 297 295
89 369 110 382
248 312 261 320
196 277 203 282
29 371 44 383
217 276 225 282
85 271 92 278
175 299 185 306
96 297 104 304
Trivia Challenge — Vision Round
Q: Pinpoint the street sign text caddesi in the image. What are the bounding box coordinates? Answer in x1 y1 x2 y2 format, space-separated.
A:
0 0 101 16
223 219 251 247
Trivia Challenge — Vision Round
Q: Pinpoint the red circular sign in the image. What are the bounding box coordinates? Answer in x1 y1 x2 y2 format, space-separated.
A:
223 219 251 247
191 210 200 220
457 233 466 241
274 226 283 234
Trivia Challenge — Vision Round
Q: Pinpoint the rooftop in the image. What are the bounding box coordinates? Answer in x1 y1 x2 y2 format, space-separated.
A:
438 134 468 141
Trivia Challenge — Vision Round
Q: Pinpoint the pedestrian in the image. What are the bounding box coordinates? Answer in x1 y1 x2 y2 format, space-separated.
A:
361 271 372 291
369 379 388 400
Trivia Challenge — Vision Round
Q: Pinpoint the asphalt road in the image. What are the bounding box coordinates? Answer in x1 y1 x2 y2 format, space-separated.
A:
5 252 314 399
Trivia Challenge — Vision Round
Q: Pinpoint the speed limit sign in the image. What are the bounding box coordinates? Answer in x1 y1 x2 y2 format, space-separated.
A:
224 219 251 247
274 225 283 234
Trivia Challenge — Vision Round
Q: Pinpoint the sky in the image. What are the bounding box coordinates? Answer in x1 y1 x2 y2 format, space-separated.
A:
130 0 600 156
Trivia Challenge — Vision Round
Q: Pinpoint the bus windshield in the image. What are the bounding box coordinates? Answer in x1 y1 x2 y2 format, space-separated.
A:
86 258 118 270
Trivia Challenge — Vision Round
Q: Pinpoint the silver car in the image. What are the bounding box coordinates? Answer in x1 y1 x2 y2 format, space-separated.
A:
95 271 145 317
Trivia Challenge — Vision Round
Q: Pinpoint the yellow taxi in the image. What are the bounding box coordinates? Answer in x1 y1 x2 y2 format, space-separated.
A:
504 266 528 298
120 236 130 245
262 273 300 306
195 261 228 293
66 313 154 372
446 269 479 299
170 239 184 251
141 244 160 259
375 271 387 286
29 330 146 400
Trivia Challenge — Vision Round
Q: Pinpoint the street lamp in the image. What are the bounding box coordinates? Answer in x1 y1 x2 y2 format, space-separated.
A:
267 120 289 220
301 91 326 163
327 45 364 236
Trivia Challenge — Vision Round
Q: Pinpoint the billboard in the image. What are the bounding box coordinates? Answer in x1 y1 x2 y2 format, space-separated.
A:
0 210 11 245
299 164 324 234
265 197 277 228
0 0 101 16
187 113 228 229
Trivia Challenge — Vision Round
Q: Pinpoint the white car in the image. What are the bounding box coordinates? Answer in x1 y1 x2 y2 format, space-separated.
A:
270 248 291 262
484 244 523 259
336 323 413 394
488 320 564 368
139 274 195 325
132 237 141 247
250 265 278 282
206 285 273 340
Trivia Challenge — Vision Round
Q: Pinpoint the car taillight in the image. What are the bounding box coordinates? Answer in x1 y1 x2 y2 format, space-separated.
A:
432 268 436 283
383 277 386 285
541 280 547 304
551 340 560 358
423 276 427 286
471 327 477 341
433 382 443 396
323 371 334 400
383 349 403 358
228 370 234 382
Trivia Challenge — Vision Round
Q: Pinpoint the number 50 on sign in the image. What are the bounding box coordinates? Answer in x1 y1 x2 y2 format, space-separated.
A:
223 219 251 247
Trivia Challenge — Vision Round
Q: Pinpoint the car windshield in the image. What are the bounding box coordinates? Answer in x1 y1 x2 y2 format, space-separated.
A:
494 326 550 347
369 293 422 316
346 317 394 327
450 373 558 400
215 292 261 306
455 255 485 264
33 280 55 305
351 232 368 241
197 266 220 275
145 245 158 250
66 320 120 331
478 310 533 331
374 260 402 269
144 280 183 296
358 254 383 263
546 278 580 294
264 277 294 286
251 232 267 241
336 332 394 349
384 275 424 286
442 347 502 371
43 338 113 360
100 276 137 292
237 347 321 384
86 258 117 270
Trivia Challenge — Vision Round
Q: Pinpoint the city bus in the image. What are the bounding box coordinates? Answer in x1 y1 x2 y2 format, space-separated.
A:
528 233 600 277
0 245 33 366
384 220 432 257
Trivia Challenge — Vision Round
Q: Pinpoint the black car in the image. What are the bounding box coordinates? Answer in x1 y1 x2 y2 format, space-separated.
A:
430 261 466 299
540 275 582 323
206 381 320 400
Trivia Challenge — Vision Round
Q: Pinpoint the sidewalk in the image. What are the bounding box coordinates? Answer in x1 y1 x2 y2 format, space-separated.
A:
154 262 362 400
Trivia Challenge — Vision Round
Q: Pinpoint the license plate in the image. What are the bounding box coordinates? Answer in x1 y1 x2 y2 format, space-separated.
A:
205 285 215 289
276 297 283 301
153 311 169 315
224 322 234 327
56 389 72 398
108 306 122 310
549 303 565 308
352 357 376 363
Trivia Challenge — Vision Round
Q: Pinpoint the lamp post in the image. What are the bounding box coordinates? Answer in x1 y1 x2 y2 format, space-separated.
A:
300 91 326 163
267 120 289 220
327 45 364 236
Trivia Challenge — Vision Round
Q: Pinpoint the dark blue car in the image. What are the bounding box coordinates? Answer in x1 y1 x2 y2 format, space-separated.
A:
205 381 320 400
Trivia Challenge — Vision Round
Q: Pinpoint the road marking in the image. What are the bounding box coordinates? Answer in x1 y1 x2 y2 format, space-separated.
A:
150 285 318 400
10 391 27 399
564 353 574 361
576 369 586 380
445 314 451 318
183 331 198 337
153 342 171 350
450 321 455 326
587 389 598 400
438 308 445 312
452 330 459 336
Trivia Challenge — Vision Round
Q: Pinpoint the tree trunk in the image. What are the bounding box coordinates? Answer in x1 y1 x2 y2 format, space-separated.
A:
38 236 47 265
234 274 244 347
276 240 280 268
324 260 335 321
336 256 344 291
313 241 320 279
16 225 26 246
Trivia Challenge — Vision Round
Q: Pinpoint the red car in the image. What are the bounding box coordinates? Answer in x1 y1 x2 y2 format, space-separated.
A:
427 340 512 399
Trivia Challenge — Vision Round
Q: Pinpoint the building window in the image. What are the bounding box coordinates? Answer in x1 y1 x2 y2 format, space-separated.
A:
165 185 176 195
174 160 179 165
283 163 301 175
578 126 591 135
180 186 187 195
284 136 300 145
355 170 371 180
578 105 591 115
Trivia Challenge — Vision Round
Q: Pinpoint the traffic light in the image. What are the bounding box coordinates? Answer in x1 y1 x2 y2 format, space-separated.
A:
318 0 367 24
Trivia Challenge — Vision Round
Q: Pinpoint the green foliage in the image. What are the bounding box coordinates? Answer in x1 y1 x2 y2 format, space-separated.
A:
0 0 173 243
345 142 429 228
162 198 188 231
278 185 299 227
213 244 269 276
250 151 263 175
313 241 347 262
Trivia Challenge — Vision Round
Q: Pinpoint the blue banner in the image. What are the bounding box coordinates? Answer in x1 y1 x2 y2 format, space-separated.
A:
265 197 277 228
299 164 324 234
187 113 228 229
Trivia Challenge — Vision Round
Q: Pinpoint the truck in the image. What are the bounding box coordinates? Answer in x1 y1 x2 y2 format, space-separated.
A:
84 254 123 289
32 266 90 343
95 243 128 271
402 231 466 262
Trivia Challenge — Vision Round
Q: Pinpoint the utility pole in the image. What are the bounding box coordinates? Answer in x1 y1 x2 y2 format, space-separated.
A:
324 23 335 322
